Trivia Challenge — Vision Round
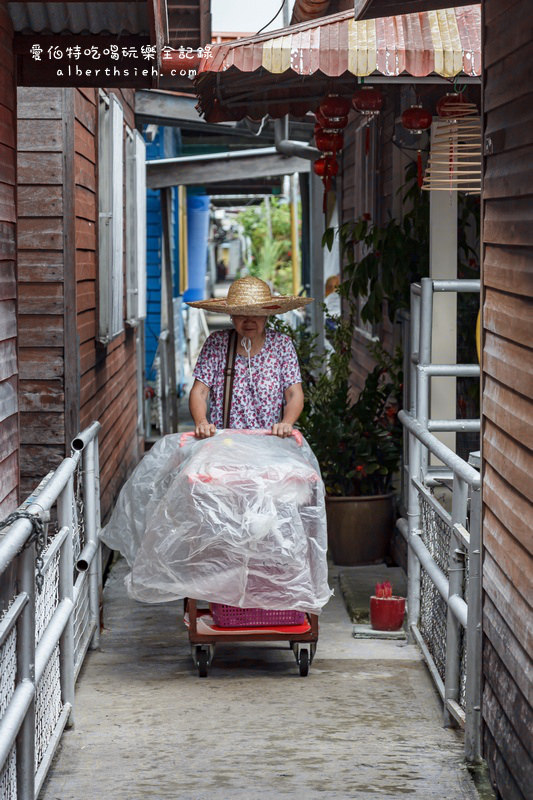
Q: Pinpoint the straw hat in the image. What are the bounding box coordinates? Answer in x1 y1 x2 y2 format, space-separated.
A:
185 276 313 317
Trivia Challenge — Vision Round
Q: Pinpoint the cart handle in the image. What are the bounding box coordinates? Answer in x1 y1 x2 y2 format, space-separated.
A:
179 428 303 448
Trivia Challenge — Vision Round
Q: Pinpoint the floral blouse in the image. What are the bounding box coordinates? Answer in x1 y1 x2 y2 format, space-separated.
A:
193 328 302 429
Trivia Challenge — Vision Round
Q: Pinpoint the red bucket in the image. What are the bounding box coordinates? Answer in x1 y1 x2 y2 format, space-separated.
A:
370 596 406 631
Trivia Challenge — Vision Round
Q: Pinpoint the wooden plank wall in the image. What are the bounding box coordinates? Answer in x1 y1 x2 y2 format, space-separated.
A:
481 1 533 798
16 86 141 522
17 87 68 499
0 5 18 518
75 88 141 521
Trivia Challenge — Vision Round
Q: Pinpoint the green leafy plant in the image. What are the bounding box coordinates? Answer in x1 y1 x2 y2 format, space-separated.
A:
322 162 429 326
236 198 295 295
253 238 286 284
270 312 403 497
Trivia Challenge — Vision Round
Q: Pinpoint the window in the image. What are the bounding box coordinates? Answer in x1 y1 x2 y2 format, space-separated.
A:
98 92 124 342
125 129 147 324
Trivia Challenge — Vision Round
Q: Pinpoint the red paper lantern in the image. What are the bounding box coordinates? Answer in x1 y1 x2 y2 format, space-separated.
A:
313 155 338 178
401 104 432 134
319 94 351 120
436 92 469 118
352 86 383 116
315 129 344 152
313 155 339 213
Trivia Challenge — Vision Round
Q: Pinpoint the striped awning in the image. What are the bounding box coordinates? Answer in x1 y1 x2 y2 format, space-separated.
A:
195 5 481 122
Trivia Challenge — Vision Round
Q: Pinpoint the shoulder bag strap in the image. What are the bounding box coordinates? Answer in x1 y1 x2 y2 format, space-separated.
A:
222 329 238 429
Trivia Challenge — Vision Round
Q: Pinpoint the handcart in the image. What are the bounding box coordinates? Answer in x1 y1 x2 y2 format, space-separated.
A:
185 599 319 677
179 429 322 678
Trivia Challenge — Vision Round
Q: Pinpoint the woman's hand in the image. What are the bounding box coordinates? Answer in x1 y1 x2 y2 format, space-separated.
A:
189 380 215 438
273 385 304 438
195 421 216 439
272 422 293 438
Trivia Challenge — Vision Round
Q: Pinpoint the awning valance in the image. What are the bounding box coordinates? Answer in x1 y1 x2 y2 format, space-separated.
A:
195 4 481 122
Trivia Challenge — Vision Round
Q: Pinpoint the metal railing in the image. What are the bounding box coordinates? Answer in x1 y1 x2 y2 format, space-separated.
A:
0 422 101 800
399 278 482 763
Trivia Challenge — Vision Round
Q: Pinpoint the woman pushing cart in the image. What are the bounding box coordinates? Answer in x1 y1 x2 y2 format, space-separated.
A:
101 277 332 676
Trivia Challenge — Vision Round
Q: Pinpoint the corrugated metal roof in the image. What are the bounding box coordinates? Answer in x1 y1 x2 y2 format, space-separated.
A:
195 5 481 122
203 5 481 79
8 2 150 35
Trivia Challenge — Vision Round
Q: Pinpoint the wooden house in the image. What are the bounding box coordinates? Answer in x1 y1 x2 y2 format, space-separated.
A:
285 3 533 793
0 2 165 524
480 1 532 796
16 85 145 521
335 3 533 795
0 0 210 523
324 4 533 797
0 4 17 519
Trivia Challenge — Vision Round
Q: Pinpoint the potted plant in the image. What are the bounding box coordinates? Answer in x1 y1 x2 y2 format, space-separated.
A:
370 581 406 631
271 165 444 564
302 316 403 565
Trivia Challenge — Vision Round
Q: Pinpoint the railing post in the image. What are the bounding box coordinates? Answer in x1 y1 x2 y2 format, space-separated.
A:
15 545 36 800
443 475 468 726
93 436 103 645
410 285 420 419
464 485 482 761
406 286 422 634
406 432 421 634
418 278 433 479
83 438 101 649
57 474 75 728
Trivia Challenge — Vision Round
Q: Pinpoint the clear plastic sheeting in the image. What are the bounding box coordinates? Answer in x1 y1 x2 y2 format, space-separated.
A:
101 430 332 614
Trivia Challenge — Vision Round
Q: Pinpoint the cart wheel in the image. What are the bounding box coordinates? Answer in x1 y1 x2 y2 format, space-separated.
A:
197 648 209 678
298 648 309 677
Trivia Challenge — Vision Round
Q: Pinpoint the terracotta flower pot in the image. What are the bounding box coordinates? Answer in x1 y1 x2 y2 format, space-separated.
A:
370 595 406 631
325 493 394 566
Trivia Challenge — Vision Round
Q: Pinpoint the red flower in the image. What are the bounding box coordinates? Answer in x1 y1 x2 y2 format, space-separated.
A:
362 213 371 221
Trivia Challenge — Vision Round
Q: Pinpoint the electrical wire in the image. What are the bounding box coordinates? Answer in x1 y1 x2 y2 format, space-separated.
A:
256 0 287 35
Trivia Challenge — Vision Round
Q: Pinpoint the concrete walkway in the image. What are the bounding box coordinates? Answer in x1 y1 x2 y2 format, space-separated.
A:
40 560 480 800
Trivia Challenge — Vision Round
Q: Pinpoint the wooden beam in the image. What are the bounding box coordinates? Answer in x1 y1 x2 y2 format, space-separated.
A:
199 0 211 47
147 0 169 88
147 152 310 189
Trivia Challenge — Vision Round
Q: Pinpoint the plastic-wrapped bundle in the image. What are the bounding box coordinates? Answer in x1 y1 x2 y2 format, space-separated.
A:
101 430 332 614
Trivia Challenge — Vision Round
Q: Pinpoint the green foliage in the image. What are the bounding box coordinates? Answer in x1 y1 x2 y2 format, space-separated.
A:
276 162 480 495
323 162 429 325
253 238 286 283
269 316 323 389
236 198 294 295
271 313 403 497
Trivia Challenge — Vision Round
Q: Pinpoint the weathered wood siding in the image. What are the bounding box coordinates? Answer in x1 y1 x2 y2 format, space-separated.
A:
0 6 18 517
482 2 533 798
17 86 141 521
17 87 69 498
75 89 141 521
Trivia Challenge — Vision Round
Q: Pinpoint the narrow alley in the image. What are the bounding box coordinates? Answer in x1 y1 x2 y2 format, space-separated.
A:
40 560 479 800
